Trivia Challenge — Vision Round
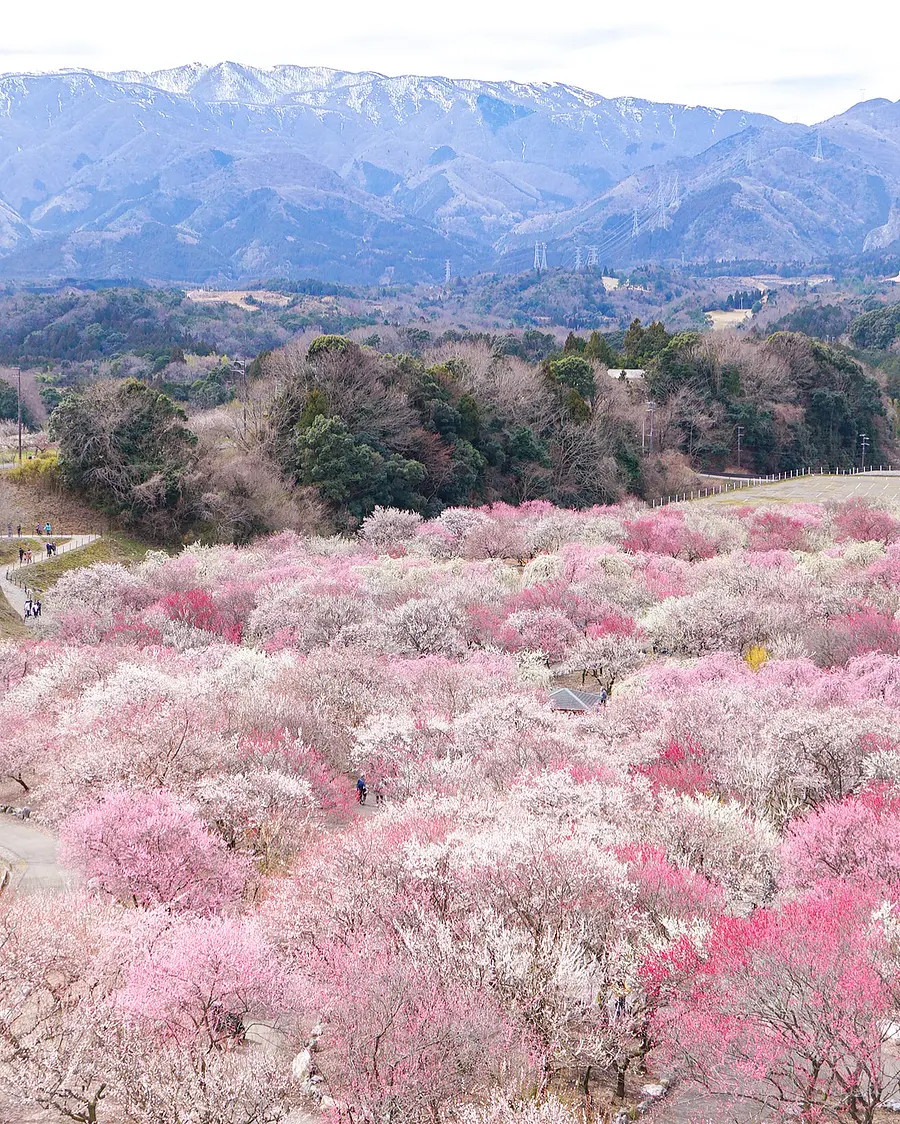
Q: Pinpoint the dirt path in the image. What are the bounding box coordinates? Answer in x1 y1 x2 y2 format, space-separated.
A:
0 533 100 622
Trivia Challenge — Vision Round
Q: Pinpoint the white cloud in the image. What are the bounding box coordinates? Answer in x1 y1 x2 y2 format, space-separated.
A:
0 0 896 123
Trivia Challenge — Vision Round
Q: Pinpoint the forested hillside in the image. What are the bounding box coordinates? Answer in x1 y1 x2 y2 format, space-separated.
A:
41 323 896 541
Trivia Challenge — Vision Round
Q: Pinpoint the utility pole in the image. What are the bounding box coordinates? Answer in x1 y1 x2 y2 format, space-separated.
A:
735 424 745 469
859 432 870 469
647 400 656 456
236 358 247 440
17 365 22 465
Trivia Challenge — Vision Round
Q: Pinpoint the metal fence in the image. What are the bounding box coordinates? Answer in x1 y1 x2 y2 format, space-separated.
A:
4 531 102 587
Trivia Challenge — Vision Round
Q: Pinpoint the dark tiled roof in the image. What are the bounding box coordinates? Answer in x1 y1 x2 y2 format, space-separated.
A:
550 687 606 712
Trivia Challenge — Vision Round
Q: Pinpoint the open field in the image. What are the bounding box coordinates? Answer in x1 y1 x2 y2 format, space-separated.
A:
186 289 294 311
697 468 900 506
707 308 752 329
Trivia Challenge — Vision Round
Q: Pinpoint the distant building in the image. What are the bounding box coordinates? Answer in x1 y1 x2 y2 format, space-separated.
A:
607 368 645 381
550 687 607 712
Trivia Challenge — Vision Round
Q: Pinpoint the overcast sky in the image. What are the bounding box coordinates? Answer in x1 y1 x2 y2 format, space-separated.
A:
2 0 897 124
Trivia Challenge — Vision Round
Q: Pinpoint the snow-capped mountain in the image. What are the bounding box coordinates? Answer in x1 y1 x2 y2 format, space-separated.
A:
0 62 895 283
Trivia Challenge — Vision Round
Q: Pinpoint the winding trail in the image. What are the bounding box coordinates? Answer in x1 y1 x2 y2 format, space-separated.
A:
1 533 100 621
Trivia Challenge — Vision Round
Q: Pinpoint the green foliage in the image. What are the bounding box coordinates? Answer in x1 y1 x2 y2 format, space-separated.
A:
772 303 851 340
8 450 62 489
643 327 885 473
548 355 596 401
850 303 900 350
623 319 671 365
50 379 198 537
295 415 427 519
0 379 36 428
584 331 619 366
307 334 354 360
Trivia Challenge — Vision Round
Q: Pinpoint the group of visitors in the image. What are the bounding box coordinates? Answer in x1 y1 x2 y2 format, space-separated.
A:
5 522 52 537
355 776 386 806
23 595 41 620
16 541 57 564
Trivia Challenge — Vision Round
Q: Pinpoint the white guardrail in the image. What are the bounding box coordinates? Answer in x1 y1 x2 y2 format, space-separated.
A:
652 465 897 509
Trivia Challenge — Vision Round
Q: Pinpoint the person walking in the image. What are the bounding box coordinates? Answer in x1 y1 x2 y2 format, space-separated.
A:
6 524 11 538
23 599 32 620
356 776 368 805
16 525 21 537
18 547 23 563
46 542 53 558
32 599 41 619
373 779 385 806
44 522 51 536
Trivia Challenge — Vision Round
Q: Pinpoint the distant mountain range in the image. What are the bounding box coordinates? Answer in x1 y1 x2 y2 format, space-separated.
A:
0 61 897 283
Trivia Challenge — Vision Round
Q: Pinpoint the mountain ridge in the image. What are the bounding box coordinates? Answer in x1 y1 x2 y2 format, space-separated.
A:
0 62 896 283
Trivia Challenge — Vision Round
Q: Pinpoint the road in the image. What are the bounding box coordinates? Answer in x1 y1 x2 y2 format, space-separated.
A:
0 817 71 893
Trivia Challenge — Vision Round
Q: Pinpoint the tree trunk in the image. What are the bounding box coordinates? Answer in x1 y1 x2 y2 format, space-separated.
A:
614 1058 628 1101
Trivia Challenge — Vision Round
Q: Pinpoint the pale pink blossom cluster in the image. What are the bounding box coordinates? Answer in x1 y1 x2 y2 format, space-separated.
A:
3 497 900 1121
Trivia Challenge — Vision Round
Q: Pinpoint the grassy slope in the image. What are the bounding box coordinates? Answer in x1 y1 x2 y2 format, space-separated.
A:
0 537 70 567
6 533 153 596
0 595 30 639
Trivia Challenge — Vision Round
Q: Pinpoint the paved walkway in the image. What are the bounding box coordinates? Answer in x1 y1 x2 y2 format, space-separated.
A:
0 817 70 894
1 533 100 621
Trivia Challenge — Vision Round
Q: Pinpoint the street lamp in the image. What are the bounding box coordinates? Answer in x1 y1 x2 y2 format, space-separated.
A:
859 432 870 470
735 424 745 470
647 400 656 456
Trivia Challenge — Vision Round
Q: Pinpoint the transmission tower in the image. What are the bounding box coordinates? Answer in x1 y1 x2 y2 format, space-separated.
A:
534 241 542 271
587 245 599 270
574 246 583 271
812 134 825 162
444 259 451 284
540 243 548 271
746 134 754 170
631 209 640 238
669 172 680 208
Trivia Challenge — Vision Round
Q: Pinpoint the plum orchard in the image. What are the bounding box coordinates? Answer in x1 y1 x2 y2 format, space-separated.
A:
4 497 900 1122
